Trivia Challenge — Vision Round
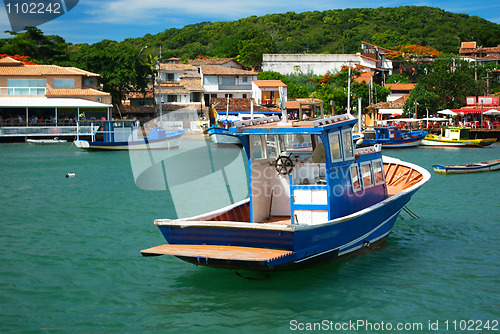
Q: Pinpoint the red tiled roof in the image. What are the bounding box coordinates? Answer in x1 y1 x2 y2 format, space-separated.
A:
385 83 416 91
354 71 374 84
286 98 323 110
189 58 237 66
253 80 287 88
159 63 198 72
201 65 258 76
46 88 110 96
0 64 101 76
0 57 23 66
461 41 477 49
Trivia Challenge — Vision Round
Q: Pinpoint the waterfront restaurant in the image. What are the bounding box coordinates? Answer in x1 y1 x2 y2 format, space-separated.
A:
0 56 112 138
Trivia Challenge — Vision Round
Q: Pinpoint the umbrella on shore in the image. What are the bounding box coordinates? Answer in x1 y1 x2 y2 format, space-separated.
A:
437 109 456 116
483 109 500 116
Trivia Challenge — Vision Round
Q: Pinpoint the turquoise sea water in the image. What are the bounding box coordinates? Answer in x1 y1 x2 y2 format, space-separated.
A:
1 137 499 333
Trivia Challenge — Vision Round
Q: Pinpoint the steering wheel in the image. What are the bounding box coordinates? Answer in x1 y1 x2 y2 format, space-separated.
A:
275 156 294 175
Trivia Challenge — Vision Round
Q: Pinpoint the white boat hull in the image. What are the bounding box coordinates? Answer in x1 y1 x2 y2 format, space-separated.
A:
74 135 182 150
27 138 67 144
210 133 241 145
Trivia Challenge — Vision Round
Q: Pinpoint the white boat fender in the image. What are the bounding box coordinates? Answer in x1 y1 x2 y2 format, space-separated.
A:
66 173 76 178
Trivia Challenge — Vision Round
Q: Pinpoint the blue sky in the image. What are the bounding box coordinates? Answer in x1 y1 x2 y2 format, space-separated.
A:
1 0 499 44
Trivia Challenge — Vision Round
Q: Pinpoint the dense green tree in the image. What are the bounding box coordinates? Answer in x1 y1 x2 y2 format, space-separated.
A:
257 71 310 98
311 69 389 113
72 41 152 106
0 27 69 65
404 57 484 116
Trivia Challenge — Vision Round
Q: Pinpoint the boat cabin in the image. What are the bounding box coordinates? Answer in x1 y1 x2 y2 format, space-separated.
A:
373 125 403 140
232 115 388 225
76 119 174 144
440 126 470 140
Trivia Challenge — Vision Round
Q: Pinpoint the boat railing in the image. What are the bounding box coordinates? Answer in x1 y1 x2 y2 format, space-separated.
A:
356 144 381 156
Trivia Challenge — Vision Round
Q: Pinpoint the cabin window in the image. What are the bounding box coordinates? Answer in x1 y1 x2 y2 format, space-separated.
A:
266 135 279 159
342 129 354 160
372 159 385 185
250 135 266 159
360 162 374 188
328 131 342 163
350 165 361 192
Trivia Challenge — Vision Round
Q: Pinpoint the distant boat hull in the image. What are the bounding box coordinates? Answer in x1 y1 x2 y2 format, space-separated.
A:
362 131 426 148
27 138 67 144
433 159 500 174
206 126 241 146
421 132 496 147
74 129 184 150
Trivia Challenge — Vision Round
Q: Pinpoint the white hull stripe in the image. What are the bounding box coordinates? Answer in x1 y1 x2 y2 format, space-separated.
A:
294 209 401 263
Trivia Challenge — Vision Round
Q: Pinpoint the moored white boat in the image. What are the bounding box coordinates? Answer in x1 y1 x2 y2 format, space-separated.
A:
433 159 500 174
27 137 67 144
141 114 430 271
206 126 241 146
421 126 496 147
74 120 184 150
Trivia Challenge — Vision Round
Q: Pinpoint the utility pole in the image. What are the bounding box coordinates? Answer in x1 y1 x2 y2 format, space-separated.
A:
347 65 351 114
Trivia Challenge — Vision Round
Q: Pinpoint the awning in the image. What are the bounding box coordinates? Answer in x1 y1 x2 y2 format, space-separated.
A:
378 108 403 115
0 97 112 108
450 109 496 114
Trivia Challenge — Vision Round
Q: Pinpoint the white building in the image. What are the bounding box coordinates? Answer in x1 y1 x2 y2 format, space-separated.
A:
263 42 394 76
200 65 258 106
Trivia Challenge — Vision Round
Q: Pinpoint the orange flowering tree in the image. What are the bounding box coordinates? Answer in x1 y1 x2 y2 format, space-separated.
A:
0 54 37 65
385 45 440 60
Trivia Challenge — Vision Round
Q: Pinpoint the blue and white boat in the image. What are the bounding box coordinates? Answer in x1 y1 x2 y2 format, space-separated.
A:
433 158 500 174
206 125 241 146
142 114 430 270
362 126 427 148
74 120 184 150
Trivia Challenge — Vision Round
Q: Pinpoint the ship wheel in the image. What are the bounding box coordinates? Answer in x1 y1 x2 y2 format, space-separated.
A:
275 155 294 175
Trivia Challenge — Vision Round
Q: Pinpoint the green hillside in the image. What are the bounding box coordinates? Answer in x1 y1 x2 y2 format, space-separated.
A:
122 6 500 68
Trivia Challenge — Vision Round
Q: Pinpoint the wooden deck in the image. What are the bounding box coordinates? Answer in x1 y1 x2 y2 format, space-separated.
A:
141 244 293 261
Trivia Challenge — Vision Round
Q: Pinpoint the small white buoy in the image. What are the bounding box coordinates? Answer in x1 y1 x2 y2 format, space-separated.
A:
66 173 76 178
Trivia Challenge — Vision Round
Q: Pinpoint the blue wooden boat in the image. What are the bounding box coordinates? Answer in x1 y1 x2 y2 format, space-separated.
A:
206 125 241 146
362 126 427 148
74 120 184 150
433 159 500 174
141 115 430 270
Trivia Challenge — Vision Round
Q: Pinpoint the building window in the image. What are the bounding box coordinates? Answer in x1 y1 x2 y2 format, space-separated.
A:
222 76 235 85
7 79 46 95
166 95 178 102
134 100 150 106
83 79 95 86
203 76 218 85
190 92 202 102
242 94 247 98
242 76 248 83
53 78 75 88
